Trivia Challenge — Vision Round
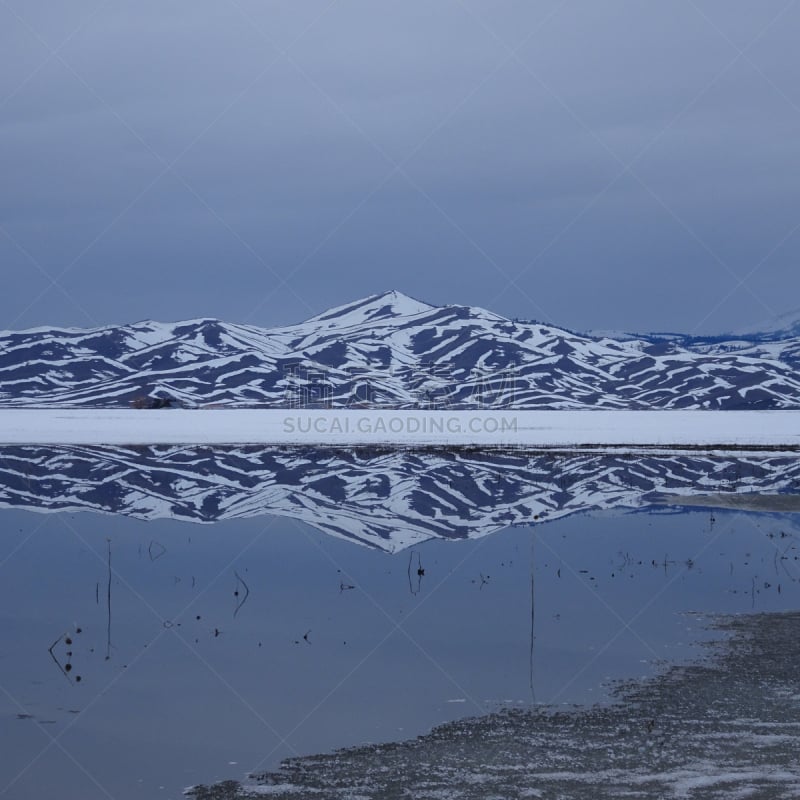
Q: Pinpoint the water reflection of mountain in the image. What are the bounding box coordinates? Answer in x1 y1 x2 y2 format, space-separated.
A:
1 446 799 551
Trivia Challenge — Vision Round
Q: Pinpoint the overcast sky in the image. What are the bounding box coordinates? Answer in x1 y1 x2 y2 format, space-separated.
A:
1 1 799 334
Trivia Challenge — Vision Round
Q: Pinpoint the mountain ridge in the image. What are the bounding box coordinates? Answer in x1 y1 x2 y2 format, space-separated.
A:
1 292 800 409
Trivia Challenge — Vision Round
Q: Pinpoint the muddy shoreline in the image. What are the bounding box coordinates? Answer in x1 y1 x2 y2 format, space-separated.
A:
189 611 800 799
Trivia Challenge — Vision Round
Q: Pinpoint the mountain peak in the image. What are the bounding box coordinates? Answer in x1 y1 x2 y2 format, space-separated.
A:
307 290 433 325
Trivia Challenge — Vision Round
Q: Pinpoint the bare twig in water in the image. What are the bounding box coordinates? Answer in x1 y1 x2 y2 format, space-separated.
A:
148 540 167 561
775 542 797 582
530 532 536 704
106 538 112 661
472 573 490 590
47 634 71 684
233 570 250 618
408 551 424 595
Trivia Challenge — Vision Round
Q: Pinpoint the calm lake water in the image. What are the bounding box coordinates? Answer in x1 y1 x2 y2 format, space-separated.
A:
0 446 798 799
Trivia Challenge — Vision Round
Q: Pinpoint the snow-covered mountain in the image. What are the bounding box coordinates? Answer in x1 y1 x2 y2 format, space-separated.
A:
727 308 800 342
1 291 800 409
0 445 796 550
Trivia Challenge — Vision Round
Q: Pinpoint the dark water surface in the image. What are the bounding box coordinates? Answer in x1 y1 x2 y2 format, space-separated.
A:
0 447 798 799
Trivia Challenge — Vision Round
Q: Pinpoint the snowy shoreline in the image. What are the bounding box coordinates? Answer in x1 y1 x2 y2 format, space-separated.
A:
1 408 800 449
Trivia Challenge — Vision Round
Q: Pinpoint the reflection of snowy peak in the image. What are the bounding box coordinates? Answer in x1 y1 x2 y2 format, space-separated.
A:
2 291 800 409
0 445 797 551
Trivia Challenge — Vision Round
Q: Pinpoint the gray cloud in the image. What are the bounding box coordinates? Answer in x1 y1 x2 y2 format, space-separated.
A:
1 0 798 334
